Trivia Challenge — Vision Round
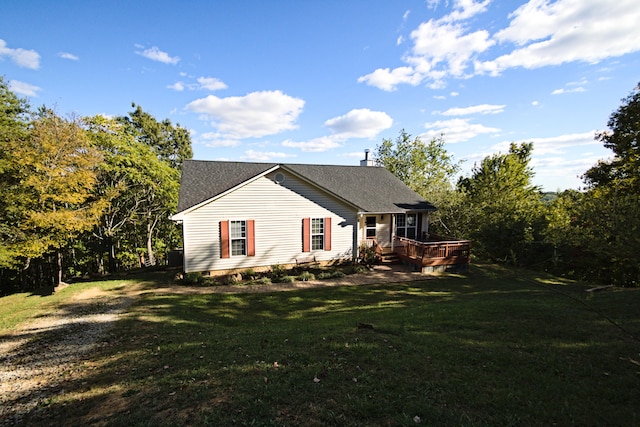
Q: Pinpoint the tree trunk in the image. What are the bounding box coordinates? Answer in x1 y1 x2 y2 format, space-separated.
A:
57 250 63 285
108 237 117 272
146 217 158 267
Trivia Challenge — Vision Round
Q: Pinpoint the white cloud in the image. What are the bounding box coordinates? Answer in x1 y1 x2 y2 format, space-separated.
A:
168 76 227 92
357 66 422 92
0 39 40 69
422 118 500 143
197 76 227 91
439 104 505 116
282 109 392 153
135 46 180 64
324 109 393 138
443 0 491 22
282 136 343 152
197 132 241 148
241 149 296 162
58 52 78 60
491 131 598 155
186 90 305 139
476 0 640 75
358 3 494 91
167 82 185 91
551 86 586 95
8 80 41 96
360 0 640 90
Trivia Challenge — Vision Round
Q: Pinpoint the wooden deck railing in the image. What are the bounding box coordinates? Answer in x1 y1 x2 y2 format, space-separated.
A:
394 236 471 268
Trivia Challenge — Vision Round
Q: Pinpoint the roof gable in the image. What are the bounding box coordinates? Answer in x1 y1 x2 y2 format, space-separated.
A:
175 160 436 215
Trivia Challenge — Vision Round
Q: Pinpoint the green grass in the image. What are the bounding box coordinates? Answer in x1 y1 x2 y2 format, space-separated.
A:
8 264 640 426
0 279 139 333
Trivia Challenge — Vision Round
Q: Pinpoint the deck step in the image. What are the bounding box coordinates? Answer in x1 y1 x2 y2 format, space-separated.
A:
380 252 402 265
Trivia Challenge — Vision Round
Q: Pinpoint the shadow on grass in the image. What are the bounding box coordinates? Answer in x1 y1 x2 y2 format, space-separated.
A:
13 265 640 426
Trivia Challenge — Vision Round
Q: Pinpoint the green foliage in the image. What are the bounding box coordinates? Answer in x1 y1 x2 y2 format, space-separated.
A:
544 83 640 286
298 271 315 281
270 264 286 279
255 276 272 285
179 272 204 286
358 242 379 267
583 82 640 190
0 77 31 269
457 143 547 265
0 80 193 292
375 129 462 202
84 107 189 273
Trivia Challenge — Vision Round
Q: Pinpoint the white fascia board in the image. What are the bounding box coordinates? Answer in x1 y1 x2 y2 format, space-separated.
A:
170 164 281 221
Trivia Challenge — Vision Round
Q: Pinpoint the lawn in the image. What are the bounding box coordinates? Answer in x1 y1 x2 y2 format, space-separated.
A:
11 264 640 426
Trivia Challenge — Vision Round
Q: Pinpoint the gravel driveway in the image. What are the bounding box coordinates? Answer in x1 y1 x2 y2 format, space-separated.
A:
0 287 136 426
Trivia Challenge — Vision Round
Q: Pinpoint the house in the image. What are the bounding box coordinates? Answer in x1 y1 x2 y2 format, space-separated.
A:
171 155 470 275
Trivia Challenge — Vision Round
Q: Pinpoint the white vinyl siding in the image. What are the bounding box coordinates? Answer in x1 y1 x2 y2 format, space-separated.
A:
182 170 356 273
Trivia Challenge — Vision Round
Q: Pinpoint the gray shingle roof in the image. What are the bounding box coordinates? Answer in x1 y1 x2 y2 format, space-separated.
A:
176 160 436 214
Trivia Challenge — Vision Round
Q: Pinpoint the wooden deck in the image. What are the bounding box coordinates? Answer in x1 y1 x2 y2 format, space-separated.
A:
393 235 471 272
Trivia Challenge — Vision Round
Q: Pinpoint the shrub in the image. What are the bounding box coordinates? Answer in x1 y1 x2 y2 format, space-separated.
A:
298 271 315 281
330 270 346 279
270 264 286 279
345 264 367 275
243 268 256 280
179 272 203 286
358 243 380 267
317 272 333 280
255 277 272 285
281 275 296 283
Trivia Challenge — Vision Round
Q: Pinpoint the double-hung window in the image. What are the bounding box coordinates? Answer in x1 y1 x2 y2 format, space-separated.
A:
302 217 331 252
220 219 255 258
230 220 247 256
311 218 324 250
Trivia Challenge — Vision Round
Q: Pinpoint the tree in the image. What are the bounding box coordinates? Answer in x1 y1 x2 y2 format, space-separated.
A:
117 105 189 266
375 130 463 235
120 103 193 169
583 82 640 190
0 77 31 270
85 113 184 272
565 83 640 286
1 107 106 286
458 143 546 264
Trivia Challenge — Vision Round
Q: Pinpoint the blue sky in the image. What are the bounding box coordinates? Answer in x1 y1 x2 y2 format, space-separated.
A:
2 0 639 191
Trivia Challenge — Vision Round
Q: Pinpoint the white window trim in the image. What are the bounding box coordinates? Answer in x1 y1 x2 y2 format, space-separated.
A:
229 220 247 256
311 218 324 251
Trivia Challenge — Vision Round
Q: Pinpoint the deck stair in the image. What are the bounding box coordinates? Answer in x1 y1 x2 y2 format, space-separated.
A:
379 248 401 265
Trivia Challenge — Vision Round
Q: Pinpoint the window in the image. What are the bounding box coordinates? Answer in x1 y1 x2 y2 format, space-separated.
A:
230 220 247 256
303 217 331 252
396 213 417 239
220 219 255 258
311 218 324 250
365 216 376 238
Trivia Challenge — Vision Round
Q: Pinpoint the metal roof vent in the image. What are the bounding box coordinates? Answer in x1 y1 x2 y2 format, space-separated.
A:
360 149 374 167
